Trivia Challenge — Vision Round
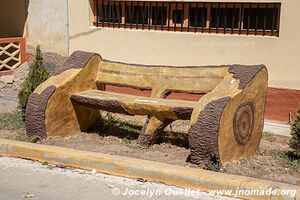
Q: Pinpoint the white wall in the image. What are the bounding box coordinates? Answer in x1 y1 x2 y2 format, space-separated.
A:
25 0 69 56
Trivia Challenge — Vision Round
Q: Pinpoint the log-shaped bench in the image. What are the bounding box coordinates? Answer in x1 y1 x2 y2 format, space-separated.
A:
25 51 268 167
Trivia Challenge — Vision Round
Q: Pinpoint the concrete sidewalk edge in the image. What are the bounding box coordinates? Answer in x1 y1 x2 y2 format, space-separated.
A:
263 120 291 137
0 138 298 200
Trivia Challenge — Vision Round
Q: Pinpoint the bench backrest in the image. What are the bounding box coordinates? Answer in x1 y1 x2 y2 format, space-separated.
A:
96 59 229 97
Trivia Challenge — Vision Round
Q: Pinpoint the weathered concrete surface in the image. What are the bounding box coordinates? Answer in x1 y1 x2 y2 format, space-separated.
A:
25 0 69 56
263 120 291 137
0 157 235 200
0 138 298 200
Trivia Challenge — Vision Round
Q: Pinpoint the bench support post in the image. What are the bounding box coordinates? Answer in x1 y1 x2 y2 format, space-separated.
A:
138 116 173 145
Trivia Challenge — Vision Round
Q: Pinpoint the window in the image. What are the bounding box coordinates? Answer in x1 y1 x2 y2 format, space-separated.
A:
189 7 207 28
100 4 122 24
126 5 148 25
94 1 281 37
152 6 167 26
173 10 183 24
211 7 239 29
243 6 279 32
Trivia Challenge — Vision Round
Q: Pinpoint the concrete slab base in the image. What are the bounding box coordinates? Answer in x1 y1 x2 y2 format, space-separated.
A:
263 120 291 137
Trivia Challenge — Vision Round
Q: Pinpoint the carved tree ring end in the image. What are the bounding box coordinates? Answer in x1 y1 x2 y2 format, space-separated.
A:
233 102 255 145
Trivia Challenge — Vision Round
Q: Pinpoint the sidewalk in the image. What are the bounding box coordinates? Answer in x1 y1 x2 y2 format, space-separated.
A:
263 120 291 137
0 157 235 200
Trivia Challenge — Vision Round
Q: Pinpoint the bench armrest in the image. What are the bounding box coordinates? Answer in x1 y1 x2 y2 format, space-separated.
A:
188 65 268 167
25 51 102 138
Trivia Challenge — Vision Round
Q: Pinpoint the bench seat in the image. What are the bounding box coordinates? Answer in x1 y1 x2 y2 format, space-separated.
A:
70 90 196 120
25 51 268 167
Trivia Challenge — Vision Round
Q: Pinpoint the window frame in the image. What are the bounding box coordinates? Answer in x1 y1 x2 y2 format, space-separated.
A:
93 1 281 37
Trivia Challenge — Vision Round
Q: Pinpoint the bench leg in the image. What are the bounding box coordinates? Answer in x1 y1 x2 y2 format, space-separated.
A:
72 102 101 132
138 116 173 145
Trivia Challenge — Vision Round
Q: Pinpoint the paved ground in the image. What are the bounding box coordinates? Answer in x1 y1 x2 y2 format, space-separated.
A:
263 120 291 137
0 157 235 200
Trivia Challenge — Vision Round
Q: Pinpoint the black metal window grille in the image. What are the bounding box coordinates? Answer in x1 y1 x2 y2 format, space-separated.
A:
244 7 279 31
94 1 281 37
126 5 149 25
189 7 207 28
152 6 167 26
99 4 122 23
173 10 183 24
211 7 239 29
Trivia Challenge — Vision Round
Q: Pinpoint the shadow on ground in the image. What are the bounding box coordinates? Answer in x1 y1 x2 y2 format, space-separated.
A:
87 115 190 149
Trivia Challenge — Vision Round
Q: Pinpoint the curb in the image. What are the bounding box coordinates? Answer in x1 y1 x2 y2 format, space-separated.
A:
0 138 298 200
263 120 291 137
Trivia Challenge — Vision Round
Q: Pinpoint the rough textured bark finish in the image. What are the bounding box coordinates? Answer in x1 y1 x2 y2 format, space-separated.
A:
96 81 152 91
25 85 56 138
173 107 194 120
70 94 131 116
188 97 231 166
55 51 95 75
228 65 266 89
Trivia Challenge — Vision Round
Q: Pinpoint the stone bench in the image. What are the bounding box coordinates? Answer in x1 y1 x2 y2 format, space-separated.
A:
25 51 268 167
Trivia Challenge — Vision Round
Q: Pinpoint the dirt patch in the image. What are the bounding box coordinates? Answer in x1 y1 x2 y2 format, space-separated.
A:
40 132 299 185
222 134 300 185
36 114 299 186
0 129 27 141
0 112 299 185
44 133 191 167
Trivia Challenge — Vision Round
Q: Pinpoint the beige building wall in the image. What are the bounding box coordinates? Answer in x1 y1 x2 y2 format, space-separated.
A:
25 0 69 56
0 0 27 38
68 0 300 90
